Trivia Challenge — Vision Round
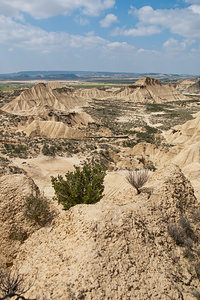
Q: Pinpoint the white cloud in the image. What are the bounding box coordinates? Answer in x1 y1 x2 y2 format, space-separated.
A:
189 4 200 14
137 48 159 55
118 4 200 38
185 0 200 3
106 41 132 48
163 38 195 53
104 41 135 54
113 25 161 36
99 13 118 28
191 44 200 53
0 15 130 53
137 5 200 38
76 17 90 26
0 0 115 19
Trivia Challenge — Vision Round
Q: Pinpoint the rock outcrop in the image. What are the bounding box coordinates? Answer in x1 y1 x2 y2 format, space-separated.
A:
114 77 189 103
175 78 200 94
1 83 95 139
164 111 200 146
185 80 200 95
0 174 40 266
11 166 199 300
175 79 195 93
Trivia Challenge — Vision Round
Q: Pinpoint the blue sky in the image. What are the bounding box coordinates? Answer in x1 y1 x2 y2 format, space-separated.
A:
0 0 200 74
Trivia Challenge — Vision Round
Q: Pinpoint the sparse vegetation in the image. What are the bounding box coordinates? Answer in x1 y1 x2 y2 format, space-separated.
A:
126 169 149 194
122 139 137 148
168 216 197 248
41 143 56 156
138 156 156 171
168 214 200 298
9 227 28 242
3 143 27 159
192 290 200 300
0 268 33 300
51 161 106 210
24 194 52 226
146 103 170 112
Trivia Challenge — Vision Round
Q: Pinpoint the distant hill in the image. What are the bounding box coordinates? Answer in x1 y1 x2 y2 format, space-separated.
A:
0 71 198 82
0 71 79 81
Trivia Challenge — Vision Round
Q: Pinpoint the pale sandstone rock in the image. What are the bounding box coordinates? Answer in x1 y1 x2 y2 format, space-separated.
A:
0 174 40 266
1 83 93 138
114 77 189 103
12 165 199 300
1 83 88 116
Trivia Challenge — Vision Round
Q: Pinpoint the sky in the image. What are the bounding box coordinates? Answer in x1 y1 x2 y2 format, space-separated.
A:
0 0 200 74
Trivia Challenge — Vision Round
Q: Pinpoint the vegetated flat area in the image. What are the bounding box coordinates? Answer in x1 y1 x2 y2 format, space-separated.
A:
0 79 200 198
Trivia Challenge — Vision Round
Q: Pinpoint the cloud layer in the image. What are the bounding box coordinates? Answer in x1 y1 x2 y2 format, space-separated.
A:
120 4 200 38
0 0 115 18
0 15 132 54
0 0 199 74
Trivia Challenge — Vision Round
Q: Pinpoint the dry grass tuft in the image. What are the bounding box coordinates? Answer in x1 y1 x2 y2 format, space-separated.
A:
126 169 149 194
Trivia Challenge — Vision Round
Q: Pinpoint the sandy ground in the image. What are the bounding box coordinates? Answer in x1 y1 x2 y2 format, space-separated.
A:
11 155 137 202
12 155 82 197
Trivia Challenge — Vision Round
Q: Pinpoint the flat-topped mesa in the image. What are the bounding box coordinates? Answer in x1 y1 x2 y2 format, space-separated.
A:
129 77 162 88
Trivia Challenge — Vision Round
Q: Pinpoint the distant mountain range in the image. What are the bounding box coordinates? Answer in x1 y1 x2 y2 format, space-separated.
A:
0 71 198 82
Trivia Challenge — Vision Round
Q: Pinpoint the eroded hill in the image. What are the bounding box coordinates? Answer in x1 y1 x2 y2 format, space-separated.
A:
3 165 199 300
0 77 200 300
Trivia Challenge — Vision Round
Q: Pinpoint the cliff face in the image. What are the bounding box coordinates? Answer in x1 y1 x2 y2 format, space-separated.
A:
10 165 199 300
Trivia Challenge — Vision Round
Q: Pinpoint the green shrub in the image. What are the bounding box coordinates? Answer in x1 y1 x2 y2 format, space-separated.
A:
3 143 27 158
42 143 56 156
51 161 106 210
122 140 137 148
24 194 52 226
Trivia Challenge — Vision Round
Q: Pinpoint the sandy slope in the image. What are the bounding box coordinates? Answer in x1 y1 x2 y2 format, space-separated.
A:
1 83 95 138
114 77 189 102
185 80 200 95
1 83 88 116
19 120 86 138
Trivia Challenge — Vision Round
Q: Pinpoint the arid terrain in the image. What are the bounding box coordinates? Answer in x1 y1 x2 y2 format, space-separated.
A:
0 76 200 299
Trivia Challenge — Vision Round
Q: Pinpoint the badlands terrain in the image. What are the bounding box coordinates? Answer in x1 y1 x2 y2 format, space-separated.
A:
0 76 200 299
